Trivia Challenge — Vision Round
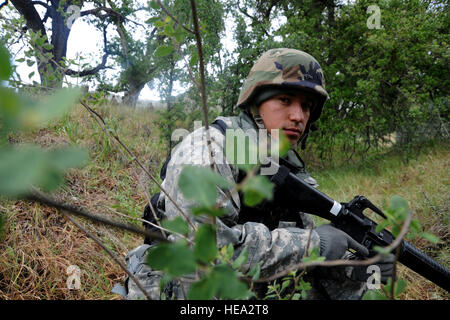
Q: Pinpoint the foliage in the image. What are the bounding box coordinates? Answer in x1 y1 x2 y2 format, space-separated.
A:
0 44 88 198
363 195 441 300
1 0 448 301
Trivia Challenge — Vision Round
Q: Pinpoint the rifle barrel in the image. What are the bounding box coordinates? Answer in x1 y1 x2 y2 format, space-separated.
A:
268 159 450 292
400 240 450 291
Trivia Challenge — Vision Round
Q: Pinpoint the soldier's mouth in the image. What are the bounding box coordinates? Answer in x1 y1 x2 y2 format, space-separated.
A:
283 128 302 138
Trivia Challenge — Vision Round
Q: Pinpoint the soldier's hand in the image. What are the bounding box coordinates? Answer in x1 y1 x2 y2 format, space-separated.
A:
352 253 395 284
315 224 369 260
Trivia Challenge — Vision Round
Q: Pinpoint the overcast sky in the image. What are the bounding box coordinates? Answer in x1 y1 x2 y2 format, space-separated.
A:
11 2 243 102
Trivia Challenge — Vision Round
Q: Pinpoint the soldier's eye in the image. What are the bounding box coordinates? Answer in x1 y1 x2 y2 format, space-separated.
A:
279 96 291 104
304 101 314 111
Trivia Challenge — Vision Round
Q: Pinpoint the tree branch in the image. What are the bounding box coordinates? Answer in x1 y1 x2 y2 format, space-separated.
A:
63 213 153 300
250 214 413 284
27 187 168 243
10 0 47 37
64 26 109 76
0 0 8 10
31 0 49 9
79 100 197 232
80 6 124 21
155 0 194 34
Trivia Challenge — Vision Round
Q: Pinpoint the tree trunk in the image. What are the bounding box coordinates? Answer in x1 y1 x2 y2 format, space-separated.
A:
123 82 145 107
11 0 109 89
166 66 175 151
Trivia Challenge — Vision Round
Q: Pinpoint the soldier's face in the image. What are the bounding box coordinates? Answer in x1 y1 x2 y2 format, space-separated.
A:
258 92 313 145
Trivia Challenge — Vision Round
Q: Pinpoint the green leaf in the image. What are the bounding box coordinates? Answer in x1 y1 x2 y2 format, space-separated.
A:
292 293 301 300
303 246 326 263
42 43 53 50
174 28 187 43
146 240 196 277
164 24 175 36
154 20 165 28
155 45 173 57
219 243 234 263
276 131 291 158
17 88 81 130
0 44 12 81
161 216 189 235
188 264 251 300
373 245 392 255
420 232 440 244
241 175 274 207
210 264 250 299
247 261 262 281
0 146 47 196
409 219 422 234
232 247 248 269
362 290 388 300
149 0 160 10
187 275 217 300
189 52 198 67
194 224 217 263
190 206 226 217
375 219 391 233
47 147 88 171
281 280 290 291
178 165 232 207
0 144 89 197
389 195 409 219
394 279 407 297
145 17 160 24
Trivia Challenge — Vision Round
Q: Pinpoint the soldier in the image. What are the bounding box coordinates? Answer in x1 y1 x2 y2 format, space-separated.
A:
122 48 394 300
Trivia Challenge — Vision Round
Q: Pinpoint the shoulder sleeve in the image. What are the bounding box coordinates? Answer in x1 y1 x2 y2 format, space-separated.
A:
162 125 240 225
161 125 321 278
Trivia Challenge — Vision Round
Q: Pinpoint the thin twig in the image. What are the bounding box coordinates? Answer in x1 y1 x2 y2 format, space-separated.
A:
252 213 413 284
155 0 194 34
189 0 215 171
27 187 167 243
104 205 194 245
304 223 315 259
79 100 197 232
63 213 153 300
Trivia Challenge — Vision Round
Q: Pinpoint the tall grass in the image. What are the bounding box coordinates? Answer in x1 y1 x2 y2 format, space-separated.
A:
308 140 449 299
0 101 448 299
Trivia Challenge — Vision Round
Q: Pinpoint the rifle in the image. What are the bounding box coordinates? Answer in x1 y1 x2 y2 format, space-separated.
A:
266 158 450 292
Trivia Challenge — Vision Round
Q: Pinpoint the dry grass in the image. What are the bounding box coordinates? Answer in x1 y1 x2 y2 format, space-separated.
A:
311 141 449 300
0 102 165 300
0 100 448 300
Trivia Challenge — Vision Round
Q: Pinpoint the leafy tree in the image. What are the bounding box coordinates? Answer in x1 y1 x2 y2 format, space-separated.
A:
4 0 114 88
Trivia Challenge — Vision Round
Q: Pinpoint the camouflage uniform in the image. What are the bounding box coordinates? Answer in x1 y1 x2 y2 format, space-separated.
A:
124 49 368 300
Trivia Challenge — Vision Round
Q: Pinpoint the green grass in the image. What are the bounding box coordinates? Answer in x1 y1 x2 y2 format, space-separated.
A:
308 140 449 299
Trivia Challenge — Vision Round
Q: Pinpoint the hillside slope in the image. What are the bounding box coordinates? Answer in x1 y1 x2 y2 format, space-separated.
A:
0 102 448 300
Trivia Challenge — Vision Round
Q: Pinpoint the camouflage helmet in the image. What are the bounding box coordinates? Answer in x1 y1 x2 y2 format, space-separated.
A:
237 48 328 124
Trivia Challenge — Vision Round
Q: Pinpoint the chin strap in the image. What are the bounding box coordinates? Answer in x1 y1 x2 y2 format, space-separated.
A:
247 105 318 150
299 123 311 150
249 104 266 130
299 122 318 150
